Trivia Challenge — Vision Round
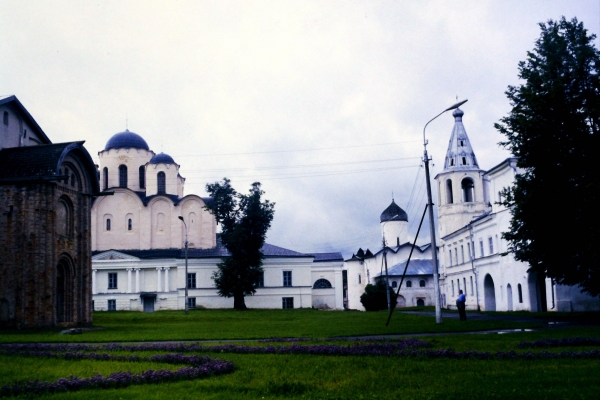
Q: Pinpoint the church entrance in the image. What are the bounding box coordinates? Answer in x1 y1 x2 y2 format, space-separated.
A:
527 272 547 312
56 258 74 323
483 274 496 311
140 293 156 312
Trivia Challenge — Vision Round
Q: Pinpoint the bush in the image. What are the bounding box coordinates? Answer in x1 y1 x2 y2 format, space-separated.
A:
360 279 398 311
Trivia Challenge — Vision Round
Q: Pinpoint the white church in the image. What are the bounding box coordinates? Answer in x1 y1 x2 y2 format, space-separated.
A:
91 130 344 312
345 107 600 313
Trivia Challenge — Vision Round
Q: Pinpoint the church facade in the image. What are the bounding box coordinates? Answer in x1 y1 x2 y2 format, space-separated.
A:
436 108 600 312
344 200 434 311
91 131 344 311
0 95 99 328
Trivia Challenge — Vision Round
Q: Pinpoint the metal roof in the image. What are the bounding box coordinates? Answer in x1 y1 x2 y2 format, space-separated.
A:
442 108 480 172
380 200 408 222
149 152 176 165
104 130 150 151
376 258 434 276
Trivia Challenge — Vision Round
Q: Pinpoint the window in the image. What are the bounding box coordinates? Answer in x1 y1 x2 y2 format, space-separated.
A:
139 166 145 189
452 281 455 296
461 178 474 202
187 297 196 309
419 280 426 288
461 245 465 264
313 279 332 288
488 237 494 254
470 276 474 295
282 297 294 309
103 167 108 190
128 219 132 231
157 172 166 194
446 179 453 204
518 284 523 303
406 280 412 288
108 299 116 311
106 218 111 231
256 271 264 288
56 197 72 237
479 240 484 257
119 165 127 188
457 279 460 291
283 271 292 287
358 274 361 284
448 250 452 266
391 281 397 288
3 111 8 125
454 249 458 265
187 273 196 289
462 157 467 165
108 273 117 289
463 278 467 295
467 243 471 261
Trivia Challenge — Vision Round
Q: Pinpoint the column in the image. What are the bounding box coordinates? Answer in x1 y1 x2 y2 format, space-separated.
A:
157 267 162 292
92 269 97 294
164 267 170 292
127 268 132 293
135 268 140 293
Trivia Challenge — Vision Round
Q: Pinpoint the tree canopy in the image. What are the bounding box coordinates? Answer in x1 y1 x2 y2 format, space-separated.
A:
204 178 275 309
495 17 600 297
360 279 398 312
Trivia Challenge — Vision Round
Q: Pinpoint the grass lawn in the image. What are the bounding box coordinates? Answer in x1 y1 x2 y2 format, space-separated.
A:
0 308 544 343
1 309 599 399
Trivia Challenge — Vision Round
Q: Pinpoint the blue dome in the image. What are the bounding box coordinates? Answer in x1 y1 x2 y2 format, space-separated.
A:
149 152 175 164
380 200 408 223
104 130 150 151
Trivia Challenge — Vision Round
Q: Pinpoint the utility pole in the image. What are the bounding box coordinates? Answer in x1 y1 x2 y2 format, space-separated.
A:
422 99 468 324
178 216 189 315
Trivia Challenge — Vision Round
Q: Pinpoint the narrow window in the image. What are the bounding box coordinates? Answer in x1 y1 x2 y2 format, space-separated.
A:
518 284 523 303
103 167 108 190
283 271 292 287
106 218 111 231
446 179 453 204
256 271 265 288
187 273 197 289
406 280 412 288
463 278 467 295
282 297 294 309
451 159 454 166
139 166 145 189
448 250 452 266
23 129 27 138
187 297 196 309
157 171 166 194
3 111 8 125
467 243 471 261
118 165 127 188
488 237 494 254
457 279 460 291
471 241 475 257
498 191 502 203
358 274 361 284
454 248 458 265
108 273 117 289
470 276 474 295
452 281 455 296
460 140 464 146
462 157 467 165
128 219 132 231
419 280 426 288
391 281 397 288
108 299 116 311
461 178 474 202
479 240 484 257
461 245 465 264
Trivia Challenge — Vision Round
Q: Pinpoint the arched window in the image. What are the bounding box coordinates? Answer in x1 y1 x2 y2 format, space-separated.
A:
406 280 412 288
391 281 397 288
157 172 166 194
56 197 73 237
103 167 108 190
461 178 474 202
128 218 132 231
446 179 453 204
119 165 127 188
106 218 111 231
313 279 332 289
518 283 523 303
420 280 426 288
139 166 145 189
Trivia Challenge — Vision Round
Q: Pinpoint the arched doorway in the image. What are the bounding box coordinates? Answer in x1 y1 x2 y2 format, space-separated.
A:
416 298 425 307
506 284 513 311
56 257 74 323
483 274 496 311
527 272 547 312
396 295 406 308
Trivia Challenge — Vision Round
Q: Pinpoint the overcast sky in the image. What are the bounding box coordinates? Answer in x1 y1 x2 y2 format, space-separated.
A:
1 1 598 257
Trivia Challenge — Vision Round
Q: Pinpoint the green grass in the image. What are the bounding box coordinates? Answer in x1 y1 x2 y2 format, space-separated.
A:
0 308 544 343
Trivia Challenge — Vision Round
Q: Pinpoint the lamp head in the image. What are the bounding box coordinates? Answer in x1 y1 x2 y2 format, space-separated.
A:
178 216 184 221
445 99 468 112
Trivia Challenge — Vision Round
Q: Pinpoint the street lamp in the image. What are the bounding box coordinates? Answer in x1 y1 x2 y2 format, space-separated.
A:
423 99 468 324
178 216 189 315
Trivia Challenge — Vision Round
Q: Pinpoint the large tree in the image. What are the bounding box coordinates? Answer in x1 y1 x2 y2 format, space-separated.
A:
204 178 275 310
495 17 600 297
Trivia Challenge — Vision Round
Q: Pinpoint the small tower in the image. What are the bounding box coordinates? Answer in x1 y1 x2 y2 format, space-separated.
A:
435 108 490 237
380 200 408 247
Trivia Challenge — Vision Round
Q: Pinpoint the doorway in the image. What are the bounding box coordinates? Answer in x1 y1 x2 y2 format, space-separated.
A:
483 274 496 311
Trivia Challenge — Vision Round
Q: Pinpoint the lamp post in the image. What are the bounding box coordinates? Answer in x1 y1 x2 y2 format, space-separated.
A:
423 99 468 324
178 216 189 315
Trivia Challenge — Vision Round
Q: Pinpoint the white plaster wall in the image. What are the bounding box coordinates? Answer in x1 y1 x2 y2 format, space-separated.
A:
381 221 408 247
145 163 180 196
0 105 44 149
97 148 153 191
92 190 144 250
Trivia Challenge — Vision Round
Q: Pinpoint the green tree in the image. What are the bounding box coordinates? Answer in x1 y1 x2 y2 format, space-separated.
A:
360 279 398 311
204 178 275 310
495 17 600 297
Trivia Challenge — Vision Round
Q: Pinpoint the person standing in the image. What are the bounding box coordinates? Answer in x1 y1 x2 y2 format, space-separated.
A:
456 290 467 321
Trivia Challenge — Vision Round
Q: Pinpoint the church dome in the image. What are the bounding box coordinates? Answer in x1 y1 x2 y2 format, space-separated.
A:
380 200 408 223
104 129 150 151
149 152 175 164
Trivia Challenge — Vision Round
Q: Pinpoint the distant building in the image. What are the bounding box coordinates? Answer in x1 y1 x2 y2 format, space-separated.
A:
0 95 99 328
436 108 599 312
91 130 344 311
344 200 434 310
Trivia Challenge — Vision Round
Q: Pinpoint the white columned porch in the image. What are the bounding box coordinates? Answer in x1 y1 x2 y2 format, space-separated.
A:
157 267 162 292
135 268 140 293
127 268 132 293
164 267 170 292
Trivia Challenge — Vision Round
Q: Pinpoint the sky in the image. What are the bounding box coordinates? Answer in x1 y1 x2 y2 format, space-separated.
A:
1 0 598 258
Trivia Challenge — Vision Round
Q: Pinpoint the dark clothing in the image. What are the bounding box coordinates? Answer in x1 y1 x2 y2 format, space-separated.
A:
456 296 467 321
